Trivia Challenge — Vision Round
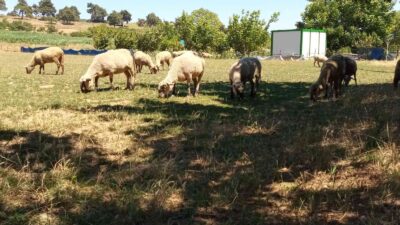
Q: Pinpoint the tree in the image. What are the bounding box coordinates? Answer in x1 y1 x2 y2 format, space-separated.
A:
120 10 132 25
107 11 123 27
57 6 80 25
265 12 280 31
175 9 227 52
146 12 161 26
227 10 269 55
87 3 107 23
137 18 146 27
32 4 40 17
0 0 7 11
302 0 395 51
13 0 32 19
38 0 56 17
295 21 306 29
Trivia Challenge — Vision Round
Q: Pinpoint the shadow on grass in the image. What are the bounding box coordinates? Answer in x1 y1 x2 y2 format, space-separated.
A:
1 81 399 224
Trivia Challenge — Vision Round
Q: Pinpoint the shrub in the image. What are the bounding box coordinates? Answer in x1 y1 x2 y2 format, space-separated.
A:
37 27 46 32
114 28 136 49
9 21 34 31
70 30 91 37
46 24 57 33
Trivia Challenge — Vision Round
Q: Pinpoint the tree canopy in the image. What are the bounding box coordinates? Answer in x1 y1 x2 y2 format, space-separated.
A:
0 0 7 11
146 13 162 26
227 10 270 55
120 10 132 24
302 0 395 51
38 0 56 17
13 0 32 19
87 3 107 23
57 6 80 24
107 11 123 27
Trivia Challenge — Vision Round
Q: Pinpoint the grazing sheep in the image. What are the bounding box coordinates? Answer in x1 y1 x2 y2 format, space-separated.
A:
155 51 173 71
229 57 262 99
310 57 345 101
313 55 328 67
394 59 400 89
134 51 157 74
79 49 136 93
343 57 358 86
172 51 189 57
25 47 64 75
158 51 205 98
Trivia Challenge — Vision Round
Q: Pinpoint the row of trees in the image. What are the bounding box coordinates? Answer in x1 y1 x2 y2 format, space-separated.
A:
301 0 399 52
0 0 133 26
90 9 279 56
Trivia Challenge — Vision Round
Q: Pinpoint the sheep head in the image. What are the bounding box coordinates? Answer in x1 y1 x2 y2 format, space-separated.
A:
25 66 35 74
158 81 174 98
309 83 324 101
150 66 158 74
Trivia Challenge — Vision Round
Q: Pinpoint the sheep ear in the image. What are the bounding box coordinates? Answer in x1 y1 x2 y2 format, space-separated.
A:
318 85 323 89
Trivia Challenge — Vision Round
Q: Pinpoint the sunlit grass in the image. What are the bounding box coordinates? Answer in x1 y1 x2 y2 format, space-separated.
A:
0 52 399 225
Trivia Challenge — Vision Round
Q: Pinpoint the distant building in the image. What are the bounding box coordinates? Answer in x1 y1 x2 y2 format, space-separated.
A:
271 29 326 58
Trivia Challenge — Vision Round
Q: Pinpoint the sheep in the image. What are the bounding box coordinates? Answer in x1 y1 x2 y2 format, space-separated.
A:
310 56 346 101
313 55 328 67
343 57 358 86
134 51 157 74
172 51 189 57
79 49 136 93
25 47 64 75
158 51 205 98
229 57 262 99
155 51 173 71
200 52 213 58
394 59 400 89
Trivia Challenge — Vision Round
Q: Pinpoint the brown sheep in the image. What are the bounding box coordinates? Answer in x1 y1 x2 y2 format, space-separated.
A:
310 59 343 101
25 47 64 75
394 59 400 89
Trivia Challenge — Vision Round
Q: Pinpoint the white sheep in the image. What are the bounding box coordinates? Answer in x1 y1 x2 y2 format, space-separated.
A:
25 47 65 75
158 51 205 98
313 55 328 67
155 51 173 71
79 49 136 93
134 51 157 74
172 50 189 58
200 52 213 58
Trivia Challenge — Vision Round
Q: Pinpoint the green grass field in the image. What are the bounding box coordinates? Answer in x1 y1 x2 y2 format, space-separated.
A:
0 31 92 48
0 52 399 225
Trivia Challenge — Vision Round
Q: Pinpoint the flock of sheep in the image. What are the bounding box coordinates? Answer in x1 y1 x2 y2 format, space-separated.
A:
23 46 399 101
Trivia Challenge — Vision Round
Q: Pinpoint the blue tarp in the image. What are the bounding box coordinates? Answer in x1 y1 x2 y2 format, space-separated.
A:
370 48 385 60
20 47 107 56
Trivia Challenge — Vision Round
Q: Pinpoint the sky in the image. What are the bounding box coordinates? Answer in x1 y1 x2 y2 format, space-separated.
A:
4 0 400 31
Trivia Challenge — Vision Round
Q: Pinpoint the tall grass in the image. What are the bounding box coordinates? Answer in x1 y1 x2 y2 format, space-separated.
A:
0 30 92 47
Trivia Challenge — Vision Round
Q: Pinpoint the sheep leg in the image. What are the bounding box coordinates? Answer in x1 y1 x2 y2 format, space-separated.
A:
39 64 44 74
95 76 100 91
53 57 61 75
239 82 245 99
193 78 200 97
172 84 177 95
354 73 358 86
60 55 64 75
250 79 256 97
230 81 235 99
124 70 135 90
186 80 192 97
109 74 115 90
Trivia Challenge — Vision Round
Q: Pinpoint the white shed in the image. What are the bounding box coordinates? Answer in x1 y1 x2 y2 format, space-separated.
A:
271 29 327 58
